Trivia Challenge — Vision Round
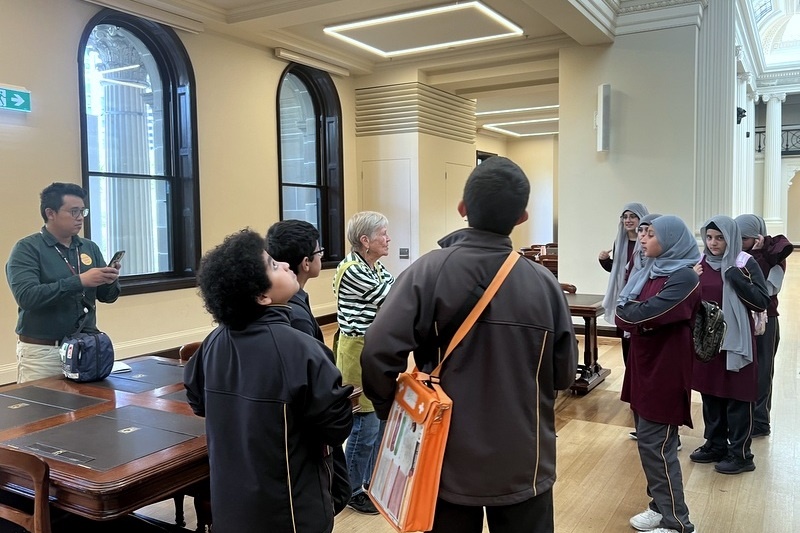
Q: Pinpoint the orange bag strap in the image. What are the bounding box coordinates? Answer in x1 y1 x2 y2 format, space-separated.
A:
431 251 520 378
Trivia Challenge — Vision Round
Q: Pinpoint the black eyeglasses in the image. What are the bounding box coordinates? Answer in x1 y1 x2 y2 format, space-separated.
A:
311 248 325 257
62 207 89 219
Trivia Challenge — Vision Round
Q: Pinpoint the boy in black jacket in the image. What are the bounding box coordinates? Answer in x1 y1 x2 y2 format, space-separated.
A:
184 229 353 533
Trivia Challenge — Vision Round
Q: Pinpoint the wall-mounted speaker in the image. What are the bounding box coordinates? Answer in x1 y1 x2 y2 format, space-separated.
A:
596 83 610 152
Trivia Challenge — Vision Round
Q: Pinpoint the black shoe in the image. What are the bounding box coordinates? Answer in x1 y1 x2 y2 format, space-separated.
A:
689 445 726 463
715 454 756 475
347 492 379 515
629 431 638 440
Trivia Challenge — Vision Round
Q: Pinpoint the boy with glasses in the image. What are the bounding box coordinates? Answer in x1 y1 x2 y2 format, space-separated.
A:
266 219 326 343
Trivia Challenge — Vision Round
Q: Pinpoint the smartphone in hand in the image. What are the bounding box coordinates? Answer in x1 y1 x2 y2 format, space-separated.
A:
109 250 125 268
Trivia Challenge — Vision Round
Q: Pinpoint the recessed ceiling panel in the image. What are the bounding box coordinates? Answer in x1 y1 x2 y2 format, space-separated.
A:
325 2 522 57
483 118 558 137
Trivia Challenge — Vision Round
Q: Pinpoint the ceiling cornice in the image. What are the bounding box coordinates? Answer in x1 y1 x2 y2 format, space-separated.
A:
618 0 707 14
616 0 706 35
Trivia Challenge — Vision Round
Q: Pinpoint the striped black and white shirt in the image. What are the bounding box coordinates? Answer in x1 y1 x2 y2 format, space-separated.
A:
333 251 394 337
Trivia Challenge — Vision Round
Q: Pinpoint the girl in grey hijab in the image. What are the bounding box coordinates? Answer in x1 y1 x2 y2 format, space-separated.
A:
628 213 662 279
601 202 649 322
689 215 770 475
617 215 699 305
696 216 766 371
733 213 794 438
600 202 648 367
614 215 700 533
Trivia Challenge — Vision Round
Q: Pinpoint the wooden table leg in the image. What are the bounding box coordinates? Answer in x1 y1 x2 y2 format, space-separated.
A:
570 316 611 394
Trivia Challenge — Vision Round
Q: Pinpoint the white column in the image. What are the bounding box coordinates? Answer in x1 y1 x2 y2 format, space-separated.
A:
733 71 749 216
696 0 736 228
745 90 757 214
762 92 786 235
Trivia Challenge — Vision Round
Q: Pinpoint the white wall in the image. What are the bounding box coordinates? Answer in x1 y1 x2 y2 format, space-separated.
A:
0 0 358 382
508 136 558 248
558 26 699 296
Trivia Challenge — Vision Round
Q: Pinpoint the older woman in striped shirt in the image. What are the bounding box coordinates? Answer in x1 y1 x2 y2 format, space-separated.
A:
333 211 394 514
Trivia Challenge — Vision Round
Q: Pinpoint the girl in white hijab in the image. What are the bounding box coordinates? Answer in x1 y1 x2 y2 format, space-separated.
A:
690 215 770 476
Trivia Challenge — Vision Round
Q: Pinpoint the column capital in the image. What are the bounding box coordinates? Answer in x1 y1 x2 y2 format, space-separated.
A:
737 72 752 84
735 45 743 62
748 90 759 101
761 92 787 103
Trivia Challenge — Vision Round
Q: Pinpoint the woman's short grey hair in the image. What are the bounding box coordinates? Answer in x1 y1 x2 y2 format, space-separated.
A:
346 211 388 251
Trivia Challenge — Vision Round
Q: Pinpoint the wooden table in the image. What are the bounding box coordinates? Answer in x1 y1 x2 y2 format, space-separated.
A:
564 293 610 394
0 356 208 522
0 355 363 523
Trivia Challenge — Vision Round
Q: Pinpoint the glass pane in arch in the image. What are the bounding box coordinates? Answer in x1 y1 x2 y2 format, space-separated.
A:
87 174 170 275
281 185 321 229
84 25 165 176
279 73 318 187
83 24 170 276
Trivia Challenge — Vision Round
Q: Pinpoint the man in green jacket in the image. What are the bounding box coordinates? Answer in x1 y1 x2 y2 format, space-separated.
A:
6 182 121 383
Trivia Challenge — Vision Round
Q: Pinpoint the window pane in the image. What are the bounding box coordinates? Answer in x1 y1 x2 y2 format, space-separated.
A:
88 175 171 276
84 24 165 176
282 186 320 228
280 73 317 185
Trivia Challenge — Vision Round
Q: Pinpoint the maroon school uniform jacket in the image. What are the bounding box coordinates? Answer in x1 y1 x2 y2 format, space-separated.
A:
616 267 700 427
692 256 769 402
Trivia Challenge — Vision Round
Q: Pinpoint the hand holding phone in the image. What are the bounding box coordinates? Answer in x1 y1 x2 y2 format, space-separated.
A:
110 250 125 269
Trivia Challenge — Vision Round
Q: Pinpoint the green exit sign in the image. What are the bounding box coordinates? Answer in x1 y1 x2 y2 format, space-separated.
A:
0 86 31 113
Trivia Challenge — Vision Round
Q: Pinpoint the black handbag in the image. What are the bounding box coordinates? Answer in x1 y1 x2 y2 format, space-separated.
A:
693 300 726 363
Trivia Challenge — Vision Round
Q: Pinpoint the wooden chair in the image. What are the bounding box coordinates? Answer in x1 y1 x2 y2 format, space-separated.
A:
540 254 558 277
560 283 577 294
179 341 202 363
0 448 51 533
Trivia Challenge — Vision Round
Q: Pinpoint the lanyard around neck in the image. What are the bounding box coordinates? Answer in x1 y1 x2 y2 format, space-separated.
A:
40 230 80 276
54 245 79 276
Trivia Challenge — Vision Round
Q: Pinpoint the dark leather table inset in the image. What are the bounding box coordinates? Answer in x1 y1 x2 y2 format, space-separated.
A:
3 407 198 471
0 394 69 432
159 389 188 403
1 386 107 410
85 359 186 393
0 386 108 431
101 405 205 437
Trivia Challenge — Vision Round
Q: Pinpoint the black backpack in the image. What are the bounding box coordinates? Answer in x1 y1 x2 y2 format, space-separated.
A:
693 301 726 363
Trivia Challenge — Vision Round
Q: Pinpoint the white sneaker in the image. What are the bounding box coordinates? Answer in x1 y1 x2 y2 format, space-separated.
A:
630 508 662 530
648 528 697 533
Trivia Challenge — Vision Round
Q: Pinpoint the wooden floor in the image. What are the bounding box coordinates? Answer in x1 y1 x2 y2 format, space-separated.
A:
139 254 800 533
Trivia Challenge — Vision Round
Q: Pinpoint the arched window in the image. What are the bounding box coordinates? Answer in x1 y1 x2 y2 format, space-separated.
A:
79 10 199 294
278 64 344 265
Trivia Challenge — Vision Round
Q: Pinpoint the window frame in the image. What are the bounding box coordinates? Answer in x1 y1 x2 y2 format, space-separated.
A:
277 64 344 268
78 9 200 295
